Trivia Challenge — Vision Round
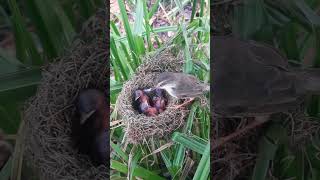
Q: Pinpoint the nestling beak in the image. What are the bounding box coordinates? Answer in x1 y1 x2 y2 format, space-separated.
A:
80 110 96 125
135 95 141 101
143 88 154 92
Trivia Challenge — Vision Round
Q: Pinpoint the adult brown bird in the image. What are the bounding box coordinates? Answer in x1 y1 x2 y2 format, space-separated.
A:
72 88 109 166
212 36 320 148
146 72 209 108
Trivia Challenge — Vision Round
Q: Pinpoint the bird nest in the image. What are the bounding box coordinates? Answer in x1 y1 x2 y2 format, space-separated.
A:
22 10 109 180
116 46 189 144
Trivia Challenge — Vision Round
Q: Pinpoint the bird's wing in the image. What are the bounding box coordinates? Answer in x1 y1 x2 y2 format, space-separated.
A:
212 37 300 110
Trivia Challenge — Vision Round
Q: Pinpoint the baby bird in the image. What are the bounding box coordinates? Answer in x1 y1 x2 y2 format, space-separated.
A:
145 107 158 116
152 88 166 113
72 88 108 166
134 89 159 116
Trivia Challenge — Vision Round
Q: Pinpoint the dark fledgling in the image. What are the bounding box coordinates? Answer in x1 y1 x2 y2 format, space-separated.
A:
72 89 109 166
152 88 166 113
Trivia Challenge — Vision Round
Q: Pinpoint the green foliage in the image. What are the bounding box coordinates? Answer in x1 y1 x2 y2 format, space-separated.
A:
110 0 210 179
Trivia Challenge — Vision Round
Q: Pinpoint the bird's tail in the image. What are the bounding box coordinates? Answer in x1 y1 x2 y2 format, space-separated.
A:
295 68 320 94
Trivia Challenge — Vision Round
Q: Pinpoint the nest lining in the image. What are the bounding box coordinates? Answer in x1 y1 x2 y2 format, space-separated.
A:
22 10 109 180
116 47 189 144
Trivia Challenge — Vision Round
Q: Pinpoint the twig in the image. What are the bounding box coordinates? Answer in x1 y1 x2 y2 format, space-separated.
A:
213 117 269 149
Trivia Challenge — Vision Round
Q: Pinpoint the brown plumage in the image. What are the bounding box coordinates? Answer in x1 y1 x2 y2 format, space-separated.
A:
212 36 320 117
212 36 320 149
154 72 209 99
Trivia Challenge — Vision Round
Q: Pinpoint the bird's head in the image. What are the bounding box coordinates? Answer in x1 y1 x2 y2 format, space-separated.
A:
76 89 106 125
154 88 164 96
134 89 144 101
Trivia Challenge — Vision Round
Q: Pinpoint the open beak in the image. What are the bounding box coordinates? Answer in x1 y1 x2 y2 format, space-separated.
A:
80 110 96 124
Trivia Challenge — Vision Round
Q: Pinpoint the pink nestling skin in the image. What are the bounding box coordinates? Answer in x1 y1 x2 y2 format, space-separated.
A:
135 89 151 113
153 88 166 113
72 88 109 166
145 107 158 116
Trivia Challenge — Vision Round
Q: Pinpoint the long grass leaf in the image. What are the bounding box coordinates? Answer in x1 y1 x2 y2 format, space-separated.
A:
173 103 198 169
0 157 12 180
8 0 42 65
172 133 207 154
24 0 75 58
110 36 129 80
117 0 140 67
111 160 166 180
192 143 210 180
133 0 145 35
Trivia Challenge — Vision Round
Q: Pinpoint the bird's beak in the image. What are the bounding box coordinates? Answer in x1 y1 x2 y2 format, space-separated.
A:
143 88 154 92
135 95 141 101
80 110 96 124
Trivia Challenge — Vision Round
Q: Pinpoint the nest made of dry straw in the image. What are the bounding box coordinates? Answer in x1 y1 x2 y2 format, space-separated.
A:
116 46 190 144
211 105 320 179
22 10 109 180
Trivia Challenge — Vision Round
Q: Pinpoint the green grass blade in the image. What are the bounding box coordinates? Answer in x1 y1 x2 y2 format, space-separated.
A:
0 157 12 180
180 22 193 73
173 103 199 169
78 0 95 19
159 143 175 176
111 141 129 161
118 0 140 67
129 148 142 180
192 143 210 180
142 0 153 52
172 133 207 154
190 0 197 22
251 137 278 180
148 0 161 18
111 160 166 180
24 0 75 58
133 0 145 35
110 36 129 80
8 0 42 65
110 81 123 95
114 25 178 42
0 67 41 93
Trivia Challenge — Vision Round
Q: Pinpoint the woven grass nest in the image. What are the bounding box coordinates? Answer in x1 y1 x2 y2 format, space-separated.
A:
211 104 320 179
22 10 109 180
116 46 190 144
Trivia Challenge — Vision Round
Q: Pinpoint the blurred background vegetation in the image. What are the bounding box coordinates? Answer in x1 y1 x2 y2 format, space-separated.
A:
0 0 103 179
213 0 320 179
110 0 210 179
